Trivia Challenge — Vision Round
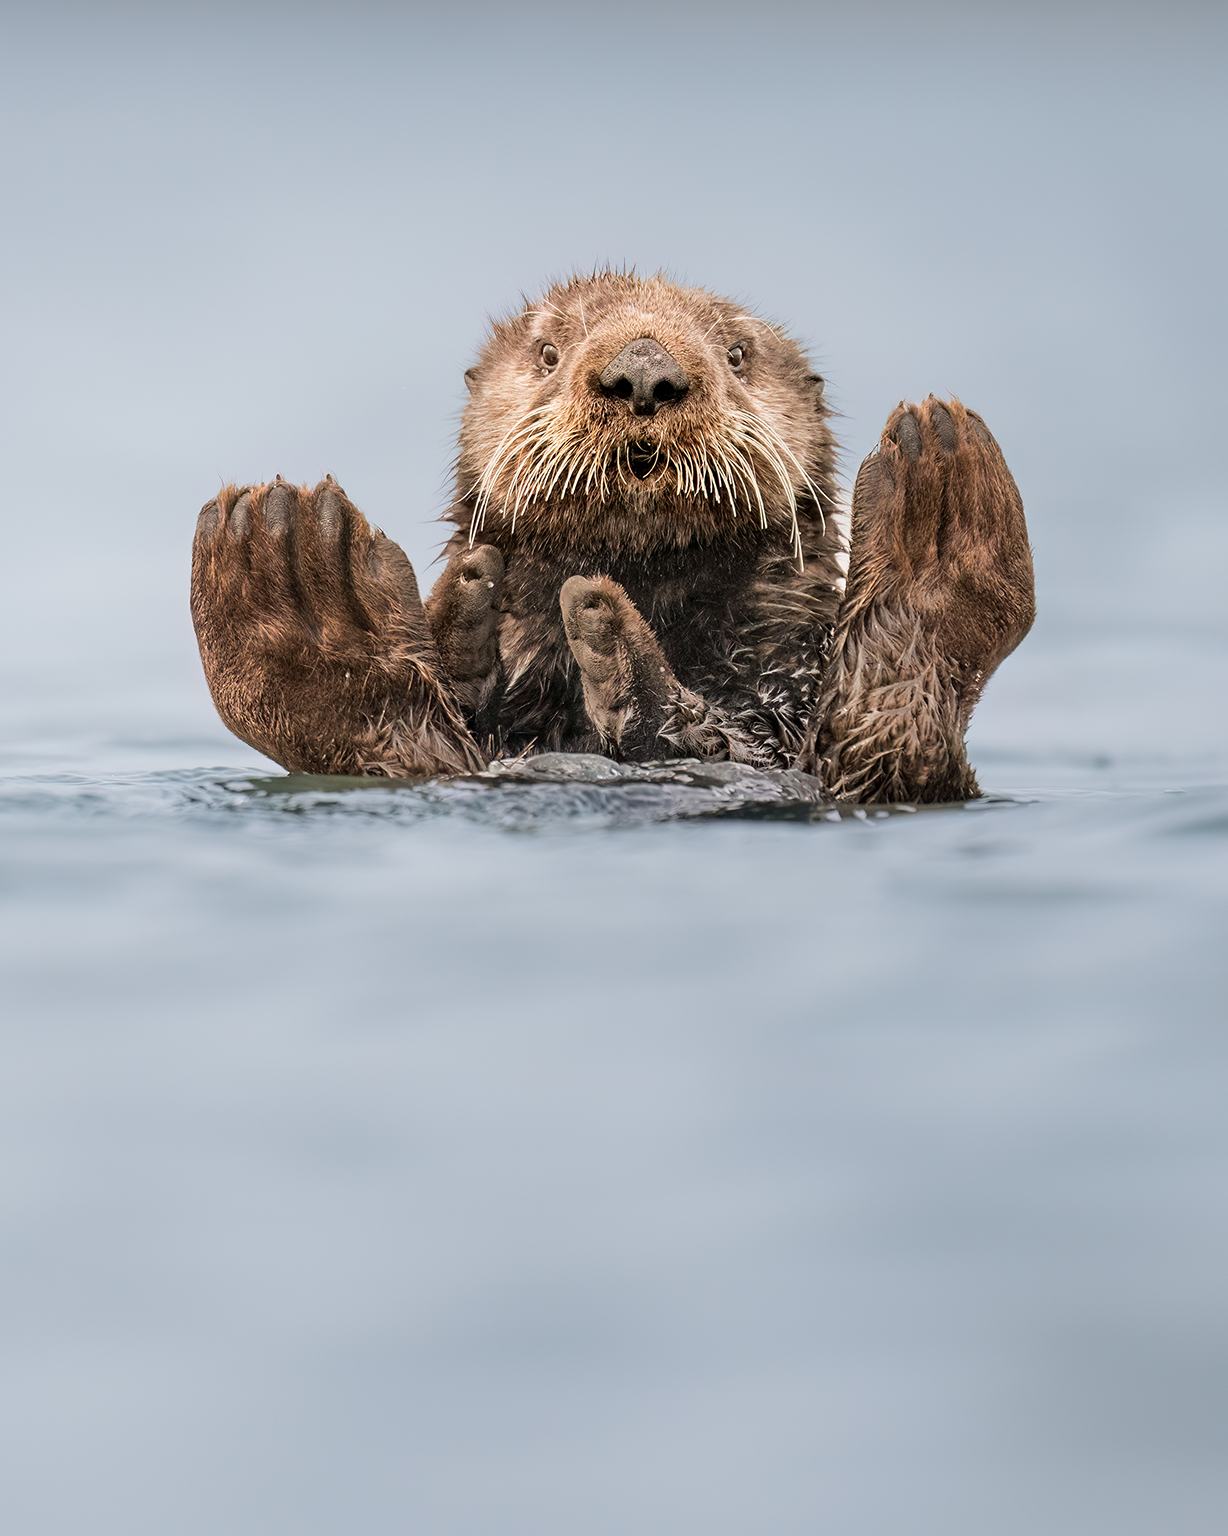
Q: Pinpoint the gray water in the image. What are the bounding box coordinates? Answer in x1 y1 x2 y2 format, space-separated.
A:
3 3 1228 1533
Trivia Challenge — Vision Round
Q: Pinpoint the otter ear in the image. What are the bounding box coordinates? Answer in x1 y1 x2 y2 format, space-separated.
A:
464 367 479 394
807 372 825 408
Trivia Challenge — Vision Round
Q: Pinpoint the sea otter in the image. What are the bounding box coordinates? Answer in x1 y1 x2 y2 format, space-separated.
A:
190 272 1034 802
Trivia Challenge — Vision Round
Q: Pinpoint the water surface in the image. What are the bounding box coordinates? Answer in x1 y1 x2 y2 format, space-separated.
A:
3 624 1226 1535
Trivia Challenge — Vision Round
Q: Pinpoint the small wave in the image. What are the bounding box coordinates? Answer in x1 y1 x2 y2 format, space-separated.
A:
0 754 971 833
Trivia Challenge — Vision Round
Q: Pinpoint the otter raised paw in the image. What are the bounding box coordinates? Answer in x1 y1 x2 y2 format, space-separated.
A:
560 575 764 764
815 397 1035 802
424 543 505 738
191 479 483 777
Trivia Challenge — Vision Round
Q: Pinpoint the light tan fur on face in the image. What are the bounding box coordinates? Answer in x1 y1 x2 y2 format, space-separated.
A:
458 273 836 562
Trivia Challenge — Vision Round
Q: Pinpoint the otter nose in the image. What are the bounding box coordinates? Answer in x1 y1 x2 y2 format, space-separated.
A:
597 337 689 417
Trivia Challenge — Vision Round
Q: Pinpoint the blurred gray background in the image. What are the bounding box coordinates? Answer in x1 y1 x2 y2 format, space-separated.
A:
3 0 1225 766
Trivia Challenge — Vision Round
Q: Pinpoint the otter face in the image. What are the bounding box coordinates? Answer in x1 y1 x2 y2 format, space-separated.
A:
457 272 834 558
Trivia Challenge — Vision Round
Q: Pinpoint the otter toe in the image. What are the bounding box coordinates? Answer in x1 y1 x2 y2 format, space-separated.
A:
927 398 957 452
965 407 996 447
262 481 296 537
890 408 923 461
315 479 361 545
196 497 224 541
228 488 254 538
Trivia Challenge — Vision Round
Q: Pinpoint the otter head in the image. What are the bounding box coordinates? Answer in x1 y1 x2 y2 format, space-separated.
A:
456 272 834 560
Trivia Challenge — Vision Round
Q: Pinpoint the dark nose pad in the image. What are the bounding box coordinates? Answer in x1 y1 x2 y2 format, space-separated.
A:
597 337 689 417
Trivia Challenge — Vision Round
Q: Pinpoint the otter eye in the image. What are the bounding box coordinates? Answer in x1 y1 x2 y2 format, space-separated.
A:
540 343 560 370
727 345 745 370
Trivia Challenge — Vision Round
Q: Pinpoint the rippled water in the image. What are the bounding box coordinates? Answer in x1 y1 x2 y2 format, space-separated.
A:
3 622 1227 1536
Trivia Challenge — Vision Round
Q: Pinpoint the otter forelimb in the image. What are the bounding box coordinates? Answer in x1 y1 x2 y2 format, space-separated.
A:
190 479 485 777
812 397 1035 803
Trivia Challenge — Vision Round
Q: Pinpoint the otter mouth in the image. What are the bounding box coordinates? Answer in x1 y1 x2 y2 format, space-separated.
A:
627 441 663 481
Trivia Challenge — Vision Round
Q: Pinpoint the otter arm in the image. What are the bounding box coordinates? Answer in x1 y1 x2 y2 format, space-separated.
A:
810 397 1035 803
191 479 485 776
559 576 769 765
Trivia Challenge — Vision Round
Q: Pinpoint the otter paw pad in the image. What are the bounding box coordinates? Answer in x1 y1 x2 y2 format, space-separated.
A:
559 575 637 682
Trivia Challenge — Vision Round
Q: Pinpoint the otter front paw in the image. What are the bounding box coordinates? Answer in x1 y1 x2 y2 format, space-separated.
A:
425 544 504 729
817 397 1035 803
559 576 673 756
191 479 483 777
850 396 1035 683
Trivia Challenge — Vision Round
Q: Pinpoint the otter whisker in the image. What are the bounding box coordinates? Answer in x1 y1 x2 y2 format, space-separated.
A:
492 438 544 534
707 441 741 515
541 439 585 503
699 453 716 503
507 461 540 529
515 434 573 525
717 423 773 522
471 404 555 539
741 420 796 511
716 442 743 513
732 312 786 341
730 408 812 566
481 419 547 498
718 454 739 512
763 425 831 526
711 441 743 515
525 435 565 497
725 440 768 529
561 449 589 501
758 435 815 565
502 455 535 534
736 405 836 519
752 434 804 566
472 403 560 536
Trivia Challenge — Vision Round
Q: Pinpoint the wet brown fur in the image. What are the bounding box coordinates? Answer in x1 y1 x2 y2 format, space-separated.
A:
190 272 1034 801
813 397 1035 801
191 479 484 777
